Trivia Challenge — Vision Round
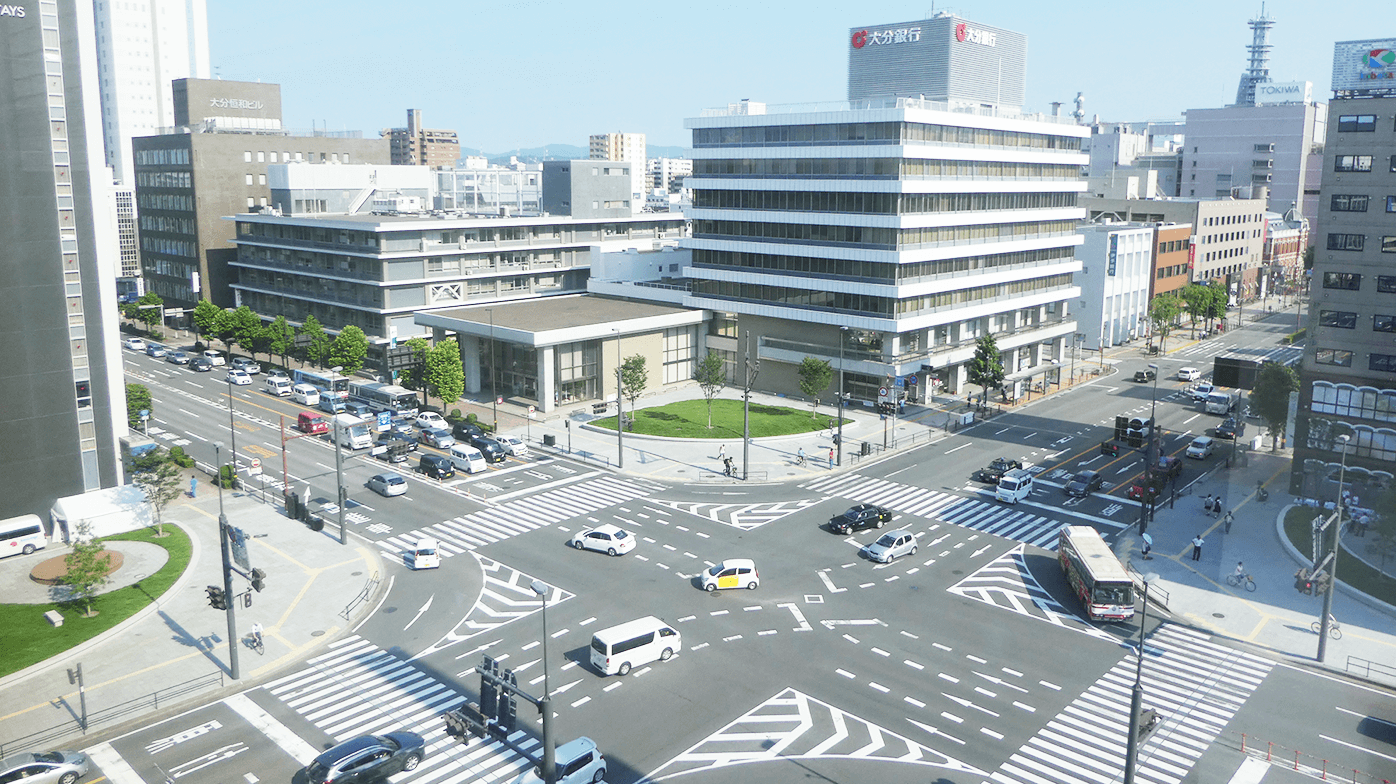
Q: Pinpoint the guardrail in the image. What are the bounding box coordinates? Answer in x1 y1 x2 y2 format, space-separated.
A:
340 571 380 620
1346 655 1396 683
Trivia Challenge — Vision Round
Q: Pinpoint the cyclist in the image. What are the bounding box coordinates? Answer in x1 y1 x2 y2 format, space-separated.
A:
251 622 264 649
797 447 806 466
1233 561 1245 581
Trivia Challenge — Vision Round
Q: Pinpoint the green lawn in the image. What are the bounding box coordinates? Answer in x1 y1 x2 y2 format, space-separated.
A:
593 398 844 439
1283 506 1396 606
0 526 193 678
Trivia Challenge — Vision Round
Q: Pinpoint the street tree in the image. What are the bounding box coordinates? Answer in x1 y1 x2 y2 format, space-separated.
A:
229 306 263 358
692 351 727 429
966 335 1005 407
212 308 237 356
620 355 648 424
298 315 329 368
125 383 152 428
328 325 369 375
797 356 833 420
133 292 164 334
133 452 183 537
1148 293 1184 354
399 337 431 401
1251 361 1299 451
192 299 221 345
425 338 464 410
63 521 113 617
264 315 295 370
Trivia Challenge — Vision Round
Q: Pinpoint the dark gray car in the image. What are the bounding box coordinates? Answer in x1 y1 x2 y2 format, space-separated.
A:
304 732 425 784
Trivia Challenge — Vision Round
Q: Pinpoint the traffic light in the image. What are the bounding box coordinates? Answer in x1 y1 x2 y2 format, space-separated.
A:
1114 416 1130 442
206 585 227 610
480 656 499 718
250 568 266 593
497 692 517 734
1313 571 1331 594
1137 708 1161 741
444 703 486 739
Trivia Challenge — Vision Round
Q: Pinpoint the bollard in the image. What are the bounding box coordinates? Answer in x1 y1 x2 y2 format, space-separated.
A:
1240 733 1247 753
1267 742 1273 762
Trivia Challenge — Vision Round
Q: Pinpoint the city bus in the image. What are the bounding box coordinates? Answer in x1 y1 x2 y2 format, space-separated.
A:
1058 525 1135 622
292 368 349 403
347 380 419 418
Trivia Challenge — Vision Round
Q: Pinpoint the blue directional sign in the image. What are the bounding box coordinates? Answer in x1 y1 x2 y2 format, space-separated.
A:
377 411 392 429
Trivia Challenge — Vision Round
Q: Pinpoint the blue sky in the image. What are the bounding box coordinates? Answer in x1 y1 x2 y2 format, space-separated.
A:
207 1 1374 154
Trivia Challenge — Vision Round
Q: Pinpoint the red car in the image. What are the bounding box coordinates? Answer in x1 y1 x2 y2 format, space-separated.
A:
1127 482 1163 502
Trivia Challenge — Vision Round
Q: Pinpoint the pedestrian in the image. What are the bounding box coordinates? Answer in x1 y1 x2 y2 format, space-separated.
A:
1203 494 1212 515
717 443 725 461
1140 533 1153 561
189 477 198 498
1191 533 1205 561
828 447 835 469
797 446 806 466
1223 510 1234 533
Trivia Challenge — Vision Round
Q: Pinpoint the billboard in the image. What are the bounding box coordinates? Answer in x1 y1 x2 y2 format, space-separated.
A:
1254 81 1312 104
1212 355 1260 391
1332 39 1396 93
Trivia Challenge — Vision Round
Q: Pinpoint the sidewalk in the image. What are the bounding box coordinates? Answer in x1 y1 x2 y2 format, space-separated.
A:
0 488 383 754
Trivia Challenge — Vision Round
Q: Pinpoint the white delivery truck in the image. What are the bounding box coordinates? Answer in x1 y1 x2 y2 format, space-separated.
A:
1204 391 1239 415
331 413 373 450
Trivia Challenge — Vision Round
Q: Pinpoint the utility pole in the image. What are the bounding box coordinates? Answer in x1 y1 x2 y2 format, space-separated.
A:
741 331 759 480
615 330 623 469
332 418 346 545
214 442 240 680
837 326 848 466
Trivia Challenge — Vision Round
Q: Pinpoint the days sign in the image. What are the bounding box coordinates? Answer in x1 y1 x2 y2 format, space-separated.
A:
850 26 922 49
1254 80 1312 104
954 22 996 47
0 5 26 18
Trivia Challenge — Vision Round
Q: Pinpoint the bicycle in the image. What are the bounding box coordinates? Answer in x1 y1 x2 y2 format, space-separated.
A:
795 452 807 467
1225 572 1256 592
245 630 265 655
1310 616 1342 640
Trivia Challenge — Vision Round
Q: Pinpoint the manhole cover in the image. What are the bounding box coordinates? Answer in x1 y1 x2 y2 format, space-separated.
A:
352 571 364 577
383 606 397 614
1212 612 1225 618
311 630 325 637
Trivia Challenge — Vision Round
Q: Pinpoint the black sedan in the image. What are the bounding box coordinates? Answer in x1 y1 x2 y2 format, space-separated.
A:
466 433 508 463
189 357 214 372
304 732 425 784
974 457 1023 484
1214 417 1246 440
1064 470 1103 498
829 503 892 534
376 431 418 452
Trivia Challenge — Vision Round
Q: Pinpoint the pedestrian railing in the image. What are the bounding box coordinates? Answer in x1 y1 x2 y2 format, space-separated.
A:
1346 655 1396 683
340 571 379 620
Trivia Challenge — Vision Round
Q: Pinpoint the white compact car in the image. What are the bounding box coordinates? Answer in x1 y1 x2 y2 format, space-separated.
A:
570 524 635 556
202 350 226 366
123 337 146 351
225 370 252 386
415 411 447 430
1178 367 1201 382
496 434 529 457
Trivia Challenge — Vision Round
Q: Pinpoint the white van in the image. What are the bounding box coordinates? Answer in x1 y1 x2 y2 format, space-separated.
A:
1178 367 1201 382
291 383 321 406
996 468 1035 504
589 616 681 676
265 376 293 397
449 443 488 474
410 538 440 570
202 349 226 366
0 514 47 559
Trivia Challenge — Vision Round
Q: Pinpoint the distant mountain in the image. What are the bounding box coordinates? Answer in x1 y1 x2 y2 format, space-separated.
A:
472 143 691 165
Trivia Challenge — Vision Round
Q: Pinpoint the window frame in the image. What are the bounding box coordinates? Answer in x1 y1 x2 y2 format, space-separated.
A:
1323 272 1362 291
1319 310 1358 329
1315 348 1354 367
1328 233 1366 252
1337 114 1377 132
1335 155 1374 173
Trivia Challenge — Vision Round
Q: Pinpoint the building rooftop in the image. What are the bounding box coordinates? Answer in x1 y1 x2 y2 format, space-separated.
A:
231 210 685 231
416 294 703 345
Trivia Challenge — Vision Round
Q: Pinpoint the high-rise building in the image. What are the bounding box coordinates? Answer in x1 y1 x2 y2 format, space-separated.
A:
589 132 646 209
1291 37 1396 498
846 14 1027 108
1 0 127 517
133 79 389 308
93 0 209 187
683 99 1088 401
113 182 141 280
382 109 460 169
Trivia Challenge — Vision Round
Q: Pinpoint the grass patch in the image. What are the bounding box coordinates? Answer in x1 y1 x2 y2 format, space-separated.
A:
0 525 193 678
595 398 843 439
1282 506 1396 606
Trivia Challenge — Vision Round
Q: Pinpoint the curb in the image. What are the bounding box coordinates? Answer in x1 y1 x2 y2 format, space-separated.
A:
1273 503 1396 620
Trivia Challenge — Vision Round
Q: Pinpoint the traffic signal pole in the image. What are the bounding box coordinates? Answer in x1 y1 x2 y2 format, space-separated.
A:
214 442 240 680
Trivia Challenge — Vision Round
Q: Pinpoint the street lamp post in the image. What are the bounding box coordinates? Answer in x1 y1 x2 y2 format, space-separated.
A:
226 375 238 488
1139 363 1159 532
488 309 497 432
1123 572 1159 784
837 326 848 467
330 366 346 545
528 579 556 784
214 442 240 680
1319 434 1350 662
614 330 623 469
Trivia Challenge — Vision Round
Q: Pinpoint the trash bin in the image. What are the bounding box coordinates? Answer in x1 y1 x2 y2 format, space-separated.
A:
543 434 556 447
307 513 324 532
861 441 872 456
285 491 300 520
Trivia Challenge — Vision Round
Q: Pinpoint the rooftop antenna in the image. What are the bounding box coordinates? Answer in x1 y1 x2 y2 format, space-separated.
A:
1234 3 1274 106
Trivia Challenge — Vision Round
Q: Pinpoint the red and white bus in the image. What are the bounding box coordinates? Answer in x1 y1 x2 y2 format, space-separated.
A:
1058 525 1135 622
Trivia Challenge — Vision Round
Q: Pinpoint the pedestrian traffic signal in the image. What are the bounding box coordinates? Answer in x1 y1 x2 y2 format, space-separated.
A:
497 692 517 734
479 656 499 718
1313 571 1331 594
1136 707 1161 740
250 568 266 593
206 585 227 610
443 703 486 739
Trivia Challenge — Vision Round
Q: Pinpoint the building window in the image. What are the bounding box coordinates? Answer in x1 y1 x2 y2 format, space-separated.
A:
243 151 251 163
1315 348 1353 367
662 326 695 384
1320 310 1358 329
1335 155 1373 173
1323 272 1362 290
1327 234 1365 251
258 174 266 186
245 174 253 186
270 152 278 163
1375 315 1396 333
1385 236 1396 253
256 151 265 162
1337 115 1377 132
1371 354 1396 373
1387 196 1396 213
1331 194 1370 212
1379 276 1396 293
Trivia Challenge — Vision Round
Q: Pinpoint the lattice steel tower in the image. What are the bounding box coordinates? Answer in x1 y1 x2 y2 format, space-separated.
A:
1234 5 1275 106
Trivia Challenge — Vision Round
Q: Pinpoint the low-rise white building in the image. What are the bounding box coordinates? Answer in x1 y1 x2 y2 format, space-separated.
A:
1075 222 1156 351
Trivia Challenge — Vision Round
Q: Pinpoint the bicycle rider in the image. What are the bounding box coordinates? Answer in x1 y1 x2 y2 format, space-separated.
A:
251 622 264 648
797 447 806 465
1233 561 1246 581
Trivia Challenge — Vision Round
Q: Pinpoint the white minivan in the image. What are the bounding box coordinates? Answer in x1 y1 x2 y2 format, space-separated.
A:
0 514 47 559
291 383 321 406
996 468 1035 504
265 376 292 397
448 443 487 474
590 616 681 676
202 349 226 366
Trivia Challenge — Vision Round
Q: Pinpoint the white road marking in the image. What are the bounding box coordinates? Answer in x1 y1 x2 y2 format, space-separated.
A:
224 693 319 764
817 569 847 594
777 602 813 631
835 668 856 679
403 595 433 631
905 696 925 708
870 682 890 693
946 443 971 454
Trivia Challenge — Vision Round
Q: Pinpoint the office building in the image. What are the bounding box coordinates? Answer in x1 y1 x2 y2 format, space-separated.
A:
2 0 127 517
93 0 209 187
436 158 542 215
847 14 1026 108
133 78 388 309
590 132 646 208
382 109 460 169
114 182 141 283
1152 223 1193 300
683 98 1088 402
648 157 692 195
1291 37 1396 497
1074 223 1155 351
542 160 634 219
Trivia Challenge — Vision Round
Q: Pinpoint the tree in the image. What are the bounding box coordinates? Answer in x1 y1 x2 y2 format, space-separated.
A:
966 335 1005 407
265 315 295 370
133 292 164 334
212 308 237 356
328 325 369 375
693 352 727 429
797 356 833 420
1251 361 1299 451
299 315 330 368
1148 293 1184 354
620 355 648 424
229 306 263 358
133 452 183 537
125 383 152 429
425 338 465 409
63 521 113 617
192 299 221 345
399 337 431 396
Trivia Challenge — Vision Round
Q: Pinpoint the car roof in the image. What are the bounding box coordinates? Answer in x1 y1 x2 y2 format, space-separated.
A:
589 523 625 534
1076 470 1099 478
1192 436 1214 444
716 557 755 568
315 735 385 765
554 736 597 761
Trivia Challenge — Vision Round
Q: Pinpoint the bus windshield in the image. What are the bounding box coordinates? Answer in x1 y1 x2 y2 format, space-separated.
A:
1092 582 1134 606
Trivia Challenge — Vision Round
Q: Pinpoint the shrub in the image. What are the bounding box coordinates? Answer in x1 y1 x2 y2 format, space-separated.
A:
168 446 195 468
450 408 462 420
218 464 238 489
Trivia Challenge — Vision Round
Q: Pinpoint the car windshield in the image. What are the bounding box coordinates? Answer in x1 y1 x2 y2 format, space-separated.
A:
612 530 629 540
875 533 897 547
707 564 723 576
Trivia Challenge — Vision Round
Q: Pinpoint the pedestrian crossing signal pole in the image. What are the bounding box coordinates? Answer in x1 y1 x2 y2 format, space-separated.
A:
1124 574 1159 784
214 442 240 681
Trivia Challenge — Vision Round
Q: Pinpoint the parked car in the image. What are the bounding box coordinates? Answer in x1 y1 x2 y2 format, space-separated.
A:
700 558 759 591
303 733 426 784
190 357 214 372
1133 368 1156 382
974 457 1023 484
466 433 507 463
828 503 892 534
1186 436 1215 459
570 524 635 556
122 337 146 351
1214 417 1246 440
1178 367 1201 382
1063 470 1103 498
0 751 90 784
225 369 252 386
165 350 190 365
495 433 529 457
366 473 408 498
420 428 455 449
416 411 447 430
230 358 261 374
863 529 918 563
145 343 168 358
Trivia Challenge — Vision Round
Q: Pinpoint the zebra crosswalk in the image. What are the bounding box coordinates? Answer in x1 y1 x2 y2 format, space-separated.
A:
948 545 1120 644
376 476 657 559
651 499 823 530
802 474 1124 550
986 624 1273 784
262 636 539 784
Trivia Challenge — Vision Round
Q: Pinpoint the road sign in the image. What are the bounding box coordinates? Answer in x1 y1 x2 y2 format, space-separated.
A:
528 405 536 419
248 458 261 475
894 376 905 389
497 396 503 405
377 411 392 429
139 409 150 419
906 375 918 385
